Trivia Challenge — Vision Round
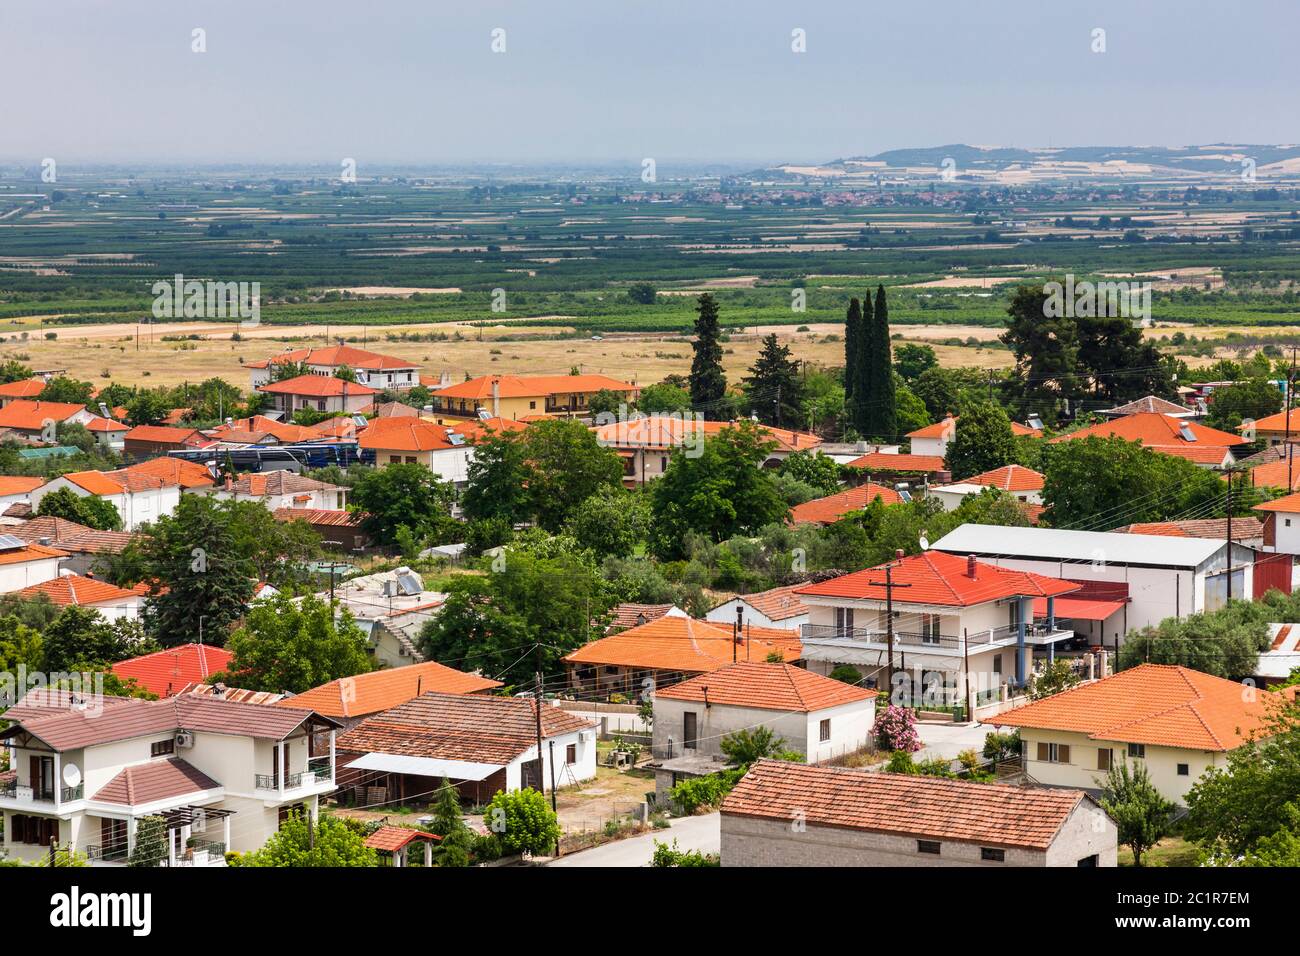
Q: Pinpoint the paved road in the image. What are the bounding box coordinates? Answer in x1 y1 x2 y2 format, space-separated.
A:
547 812 720 867
914 721 992 761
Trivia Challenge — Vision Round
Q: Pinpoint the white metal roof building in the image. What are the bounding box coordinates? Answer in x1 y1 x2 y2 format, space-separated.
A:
931 524 1257 649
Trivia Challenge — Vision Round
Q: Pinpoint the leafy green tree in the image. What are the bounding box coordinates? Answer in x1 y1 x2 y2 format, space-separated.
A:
586 388 627 418
1029 658 1081 700
649 421 789 559
688 293 727 419
565 486 649 559
218 593 373 694
1076 315 1175 404
894 382 932 436
1041 436 1222 529
636 381 692 415
351 463 457 547
462 427 533 526
0 360 33 384
1206 379 1283 433
0 616 43 687
1100 761 1174 867
651 839 720 867
1002 283 1080 418
945 401 1018 480
36 487 123 531
42 606 138 671
523 418 624 532
125 391 171 426
720 727 802 767
778 450 840 496
626 282 657 305
1117 598 1273 679
894 343 938 382
483 788 560 857
827 664 864 685
912 366 962 421
1240 801 1300 866
234 811 377 867
38 376 94 405
128 816 168 868
744 333 804 428
850 292 874 434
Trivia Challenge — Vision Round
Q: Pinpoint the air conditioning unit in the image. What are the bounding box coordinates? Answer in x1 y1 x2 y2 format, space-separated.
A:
175 731 195 749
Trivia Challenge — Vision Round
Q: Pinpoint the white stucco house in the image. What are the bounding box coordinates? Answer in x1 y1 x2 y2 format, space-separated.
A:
30 469 181 532
706 584 809 632
0 537 67 594
0 690 341 865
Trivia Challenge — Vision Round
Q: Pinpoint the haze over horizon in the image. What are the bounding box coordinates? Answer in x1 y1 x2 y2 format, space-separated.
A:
2 0 1297 167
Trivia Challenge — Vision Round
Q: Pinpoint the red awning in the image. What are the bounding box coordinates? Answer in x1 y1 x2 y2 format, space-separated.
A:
1031 596 1125 622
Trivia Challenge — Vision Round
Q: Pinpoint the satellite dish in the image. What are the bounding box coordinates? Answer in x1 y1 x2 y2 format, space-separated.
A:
62 763 81 788
919 534 930 551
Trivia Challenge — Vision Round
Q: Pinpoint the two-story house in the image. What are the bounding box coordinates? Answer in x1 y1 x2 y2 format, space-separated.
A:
794 551 1079 708
244 345 421 392
0 690 341 865
29 469 182 531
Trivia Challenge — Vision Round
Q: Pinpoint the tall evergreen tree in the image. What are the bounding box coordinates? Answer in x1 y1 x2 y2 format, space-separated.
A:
689 293 727 419
745 333 804 428
868 284 897 439
851 292 874 435
843 298 862 399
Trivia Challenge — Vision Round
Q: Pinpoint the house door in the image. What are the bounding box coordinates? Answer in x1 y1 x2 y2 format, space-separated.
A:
30 756 53 799
520 758 542 790
683 712 698 750
101 818 128 860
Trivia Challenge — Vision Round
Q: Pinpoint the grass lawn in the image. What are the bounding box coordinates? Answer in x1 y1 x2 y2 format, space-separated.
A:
1117 835 1201 868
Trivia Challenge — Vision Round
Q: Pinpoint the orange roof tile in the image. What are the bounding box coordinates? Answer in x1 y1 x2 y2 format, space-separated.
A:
0 400 86 430
0 378 48 399
124 457 215 489
1243 408 1300 433
92 758 221 806
907 416 1042 440
796 551 1077 607
656 662 875 712
1117 518 1263 540
257 374 378 397
364 826 439 852
256 344 418 372
1248 456 1300 492
84 416 128 433
0 542 67 565
790 483 900 524
721 760 1092 851
358 419 459 452
434 373 636 401
1254 490 1300 513
19 574 142 607
110 644 236 698
563 616 801 672
58 470 126 495
593 416 821 454
990 663 1282 751
847 452 946 472
1048 412 1246 448
730 584 810 622
965 464 1045 493
123 424 203 445
276 661 501 719
0 476 44 496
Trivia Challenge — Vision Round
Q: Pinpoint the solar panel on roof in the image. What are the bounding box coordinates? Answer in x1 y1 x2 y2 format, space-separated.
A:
0 534 27 551
1179 422 1198 442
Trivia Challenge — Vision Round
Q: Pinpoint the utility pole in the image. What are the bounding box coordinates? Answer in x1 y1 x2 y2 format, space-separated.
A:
774 384 781 430
733 604 744 663
864 553 912 694
1286 347 1297 492
1224 465 1239 603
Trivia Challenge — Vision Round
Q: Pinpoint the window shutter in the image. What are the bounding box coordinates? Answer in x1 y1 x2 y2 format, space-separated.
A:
1036 742 1049 762
1058 745 1071 765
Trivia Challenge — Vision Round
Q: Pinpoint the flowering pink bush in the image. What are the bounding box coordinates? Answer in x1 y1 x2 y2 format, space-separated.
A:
874 704 921 753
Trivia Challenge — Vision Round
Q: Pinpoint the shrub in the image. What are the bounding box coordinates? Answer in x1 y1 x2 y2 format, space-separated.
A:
874 704 921 752
651 839 720 867
483 788 561 857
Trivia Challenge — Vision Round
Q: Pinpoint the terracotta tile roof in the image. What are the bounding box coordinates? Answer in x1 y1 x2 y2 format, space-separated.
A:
607 603 681 632
360 401 421 418
1102 395 1191 416
0 541 67 565
593 416 820 454
359 418 460 452
1254 491 1300 514
656 662 875 712
91 757 221 806
6 516 135 554
1116 518 1264 540
0 378 48 399
990 663 1282 751
563 616 802 672
85 416 129 433
790 483 900 524
0 400 86 430
256 344 418 372
123 424 204 445
0 476 44 496
965 464 1045 493
796 551 1078 607
435 373 637 401
208 416 323 444
5 694 336 752
3 687 143 721
110 644 236 698
1243 408 1300 433
721 760 1091 851
1248 456 1300 492
336 691 594 765
444 417 529 442
273 507 365 528
101 469 167 493
18 574 143 608
160 408 190 425
59 470 128 495
1141 443 1236 466
307 417 357 438
180 682 286 705
277 662 502 719
364 826 439 852
124 457 215 489
730 584 809 621
223 470 340 497
847 452 947 472
1049 412 1247 448
257 374 378 397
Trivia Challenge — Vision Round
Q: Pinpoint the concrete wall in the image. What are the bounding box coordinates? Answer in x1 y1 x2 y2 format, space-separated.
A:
721 800 1116 867
705 598 807 632
652 697 875 762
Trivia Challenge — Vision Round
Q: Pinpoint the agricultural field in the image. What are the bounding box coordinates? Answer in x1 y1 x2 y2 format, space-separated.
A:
1 162 1298 389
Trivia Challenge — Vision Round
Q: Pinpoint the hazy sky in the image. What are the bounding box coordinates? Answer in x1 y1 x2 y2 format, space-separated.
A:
3 0 1297 167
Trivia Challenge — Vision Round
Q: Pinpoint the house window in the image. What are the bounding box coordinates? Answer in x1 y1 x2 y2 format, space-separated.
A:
992 654 1002 676
917 840 940 855
1036 742 1070 764
316 400 326 411
980 847 1005 862
920 613 941 645
1096 748 1112 771
1177 763 1189 776
389 455 401 464
405 456 417 464
11 814 58 846
1287 518 1293 527
683 712 698 750
566 743 577 764
834 607 855 636
819 719 831 742
1127 743 1146 759
1077 854 1099 868
151 739 175 757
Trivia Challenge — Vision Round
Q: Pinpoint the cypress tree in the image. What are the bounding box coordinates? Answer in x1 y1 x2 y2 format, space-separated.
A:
870 284 897 439
745 333 804 428
689 293 727 419
852 291 875 435
843 298 862 399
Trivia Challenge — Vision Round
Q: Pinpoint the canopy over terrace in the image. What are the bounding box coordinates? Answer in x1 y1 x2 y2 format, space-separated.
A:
363 825 441 867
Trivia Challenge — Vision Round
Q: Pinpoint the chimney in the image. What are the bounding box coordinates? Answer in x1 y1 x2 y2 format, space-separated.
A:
967 554 977 578
224 474 233 491
895 549 904 559
491 378 500 418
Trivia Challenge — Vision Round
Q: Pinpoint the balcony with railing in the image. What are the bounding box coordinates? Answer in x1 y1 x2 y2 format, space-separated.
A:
86 843 129 864
253 755 335 795
800 620 1073 654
